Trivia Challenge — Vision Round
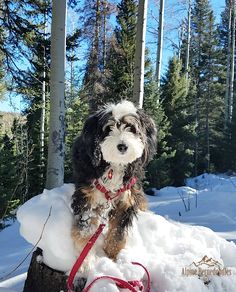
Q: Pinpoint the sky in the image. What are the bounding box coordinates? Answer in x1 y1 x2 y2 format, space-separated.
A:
0 0 226 113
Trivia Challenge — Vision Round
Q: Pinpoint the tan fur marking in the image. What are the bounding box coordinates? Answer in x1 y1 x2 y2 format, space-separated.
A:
131 185 148 211
103 217 127 260
122 115 138 125
71 225 90 251
79 186 97 205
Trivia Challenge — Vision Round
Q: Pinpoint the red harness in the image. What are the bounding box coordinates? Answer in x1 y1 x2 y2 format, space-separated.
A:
93 177 137 200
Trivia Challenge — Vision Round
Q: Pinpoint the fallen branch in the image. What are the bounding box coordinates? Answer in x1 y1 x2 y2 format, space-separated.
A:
0 206 52 281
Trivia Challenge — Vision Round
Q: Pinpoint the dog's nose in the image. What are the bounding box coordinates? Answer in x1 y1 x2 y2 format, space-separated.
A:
117 143 128 153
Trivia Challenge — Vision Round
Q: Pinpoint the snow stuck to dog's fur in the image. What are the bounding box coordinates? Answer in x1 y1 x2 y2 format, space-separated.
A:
17 184 236 291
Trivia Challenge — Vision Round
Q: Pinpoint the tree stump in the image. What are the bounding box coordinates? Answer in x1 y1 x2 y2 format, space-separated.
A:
24 248 86 292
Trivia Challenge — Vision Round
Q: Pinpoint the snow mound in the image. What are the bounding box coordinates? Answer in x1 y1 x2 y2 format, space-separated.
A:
17 184 236 291
17 184 77 272
148 173 236 243
186 173 236 191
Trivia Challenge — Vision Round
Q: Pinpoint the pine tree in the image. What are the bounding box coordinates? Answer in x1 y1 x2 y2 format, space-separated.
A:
161 57 195 185
80 0 113 112
0 0 49 86
105 0 138 103
65 95 89 182
218 0 236 172
0 117 28 228
0 133 18 226
190 0 225 174
144 80 173 188
0 50 5 99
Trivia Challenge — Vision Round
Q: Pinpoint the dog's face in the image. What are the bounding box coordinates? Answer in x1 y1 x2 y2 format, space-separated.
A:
81 101 157 167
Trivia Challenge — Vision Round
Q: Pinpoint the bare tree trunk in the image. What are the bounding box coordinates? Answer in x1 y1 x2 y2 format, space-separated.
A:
46 0 67 189
177 21 184 60
88 0 101 113
194 22 202 176
133 0 148 108
155 0 165 88
102 0 107 71
225 6 232 127
24 2 74 290
206 83 210 172
185 0 191 82
229 0 236 121
40 16 47 177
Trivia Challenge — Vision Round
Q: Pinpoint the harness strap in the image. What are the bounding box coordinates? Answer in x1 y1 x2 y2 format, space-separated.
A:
94 177 137 201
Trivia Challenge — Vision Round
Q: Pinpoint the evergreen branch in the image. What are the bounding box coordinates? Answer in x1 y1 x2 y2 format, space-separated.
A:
0 169 26 223
0 144 34 223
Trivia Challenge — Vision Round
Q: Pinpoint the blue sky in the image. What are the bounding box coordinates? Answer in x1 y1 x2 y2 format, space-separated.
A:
0 0 226 113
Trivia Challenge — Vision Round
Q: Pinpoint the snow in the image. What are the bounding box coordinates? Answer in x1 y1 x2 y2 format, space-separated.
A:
149 173 236 242
0 221 31 291
1 173 236 291
16 184 77 272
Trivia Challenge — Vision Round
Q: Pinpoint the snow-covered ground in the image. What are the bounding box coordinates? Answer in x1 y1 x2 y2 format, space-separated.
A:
148 173 236 242
1 173 236 292
0 221 31 291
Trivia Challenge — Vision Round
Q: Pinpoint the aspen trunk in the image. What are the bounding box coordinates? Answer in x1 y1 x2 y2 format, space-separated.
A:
185 0 191 82
133 0 148 108
155 0 165 88
46 0 67 189
102 0 107 71
224 6 232 127
40 36 46 175
229 1 235 121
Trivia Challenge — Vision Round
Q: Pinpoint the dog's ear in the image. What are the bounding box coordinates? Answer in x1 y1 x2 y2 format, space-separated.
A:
81 113 102 167
137 110 157 165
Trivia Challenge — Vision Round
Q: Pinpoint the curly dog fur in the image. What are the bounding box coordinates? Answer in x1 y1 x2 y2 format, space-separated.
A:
71 101 157 271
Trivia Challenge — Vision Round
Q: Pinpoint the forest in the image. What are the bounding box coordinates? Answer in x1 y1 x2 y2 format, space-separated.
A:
0 0 236 226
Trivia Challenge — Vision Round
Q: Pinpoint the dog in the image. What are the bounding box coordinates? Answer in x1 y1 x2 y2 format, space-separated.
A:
71 100 157 272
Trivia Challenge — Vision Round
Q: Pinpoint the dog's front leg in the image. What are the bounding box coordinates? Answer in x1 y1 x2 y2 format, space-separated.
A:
71 187 102 273
104 205 136 260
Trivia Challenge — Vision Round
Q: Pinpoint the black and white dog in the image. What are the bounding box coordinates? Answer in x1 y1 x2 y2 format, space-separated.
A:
71 101 157 270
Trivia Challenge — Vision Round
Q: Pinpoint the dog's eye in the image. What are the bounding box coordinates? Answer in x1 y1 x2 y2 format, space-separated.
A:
126 124 137 134
103 125 112 134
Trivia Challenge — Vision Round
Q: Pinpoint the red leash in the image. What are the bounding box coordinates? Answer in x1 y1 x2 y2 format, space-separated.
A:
67 224 106 292
67 224 151 292
84 262 150 292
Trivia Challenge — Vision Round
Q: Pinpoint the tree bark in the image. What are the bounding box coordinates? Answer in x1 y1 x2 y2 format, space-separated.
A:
185 0 191 82
155 0 165 88
229 0 236 121
24 248 86 292
224 5 232 127
133 0 148 108
46 0 67 189
24 2 72 290
40 17 47 177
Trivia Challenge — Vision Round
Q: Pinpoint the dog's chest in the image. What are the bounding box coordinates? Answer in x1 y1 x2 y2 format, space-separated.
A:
81 165 127 233
100 164 125 193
